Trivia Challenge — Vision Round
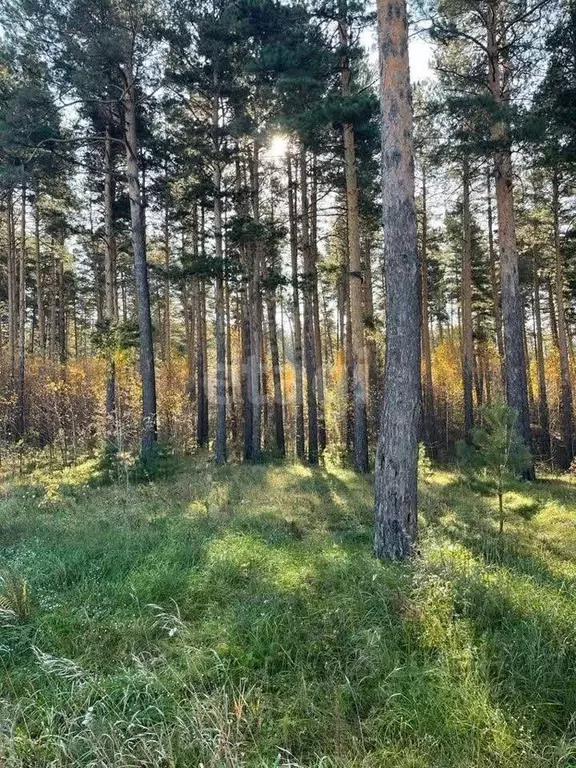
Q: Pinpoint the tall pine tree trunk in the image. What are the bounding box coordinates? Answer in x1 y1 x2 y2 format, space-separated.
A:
104 126 117 448
248 144 261 461
34 189 45 358
300 147 318 465
375 0 421 559
6 193 16 380
420 167 437 454
533 268 551 461
16 183 26 439
339 10 369 471
288 152 305 460
552 170 574 468
462 157 474 440
310 160 327 453
486 170 504 385
122 60 157 457
213 86 226 463
487 7 534 478
362 232 380 443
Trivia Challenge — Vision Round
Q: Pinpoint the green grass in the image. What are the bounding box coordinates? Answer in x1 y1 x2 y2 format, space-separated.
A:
1 456 576 767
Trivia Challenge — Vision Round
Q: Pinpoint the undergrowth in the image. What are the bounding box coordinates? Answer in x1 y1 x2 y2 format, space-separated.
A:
0 457 575 766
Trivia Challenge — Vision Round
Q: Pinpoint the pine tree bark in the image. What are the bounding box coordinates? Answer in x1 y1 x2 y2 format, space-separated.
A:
300 147 318 465
310 159 327 453
33 189 45 358
375 0 421 560
362 232 380 442
104 126 117 447
420 167 437 454
533 268 551 460
6 193 16 380
213 132 227 464
487 6 534 478
339 10 369 471
16 183 26 438
462 157 475 440
486 171 504 382
121 59 157 457
552 170 574 468
288 153 305 460
248 143 262 461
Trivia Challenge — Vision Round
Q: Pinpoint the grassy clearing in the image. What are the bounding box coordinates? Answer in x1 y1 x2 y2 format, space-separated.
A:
1 456 576 767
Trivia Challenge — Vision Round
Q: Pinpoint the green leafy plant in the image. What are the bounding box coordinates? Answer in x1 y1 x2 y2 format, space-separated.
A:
457 403 532 534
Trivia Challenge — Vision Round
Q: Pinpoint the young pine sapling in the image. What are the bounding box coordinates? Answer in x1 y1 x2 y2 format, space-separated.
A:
458 403 532 534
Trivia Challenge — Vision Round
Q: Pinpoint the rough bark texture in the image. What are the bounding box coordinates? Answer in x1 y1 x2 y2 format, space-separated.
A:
122 60 157 457
552 171 574 468
339 11 369 472
374 0 421 560
487 6 534 478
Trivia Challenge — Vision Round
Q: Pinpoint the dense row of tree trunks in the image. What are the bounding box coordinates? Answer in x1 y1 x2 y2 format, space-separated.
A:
375 0 421 559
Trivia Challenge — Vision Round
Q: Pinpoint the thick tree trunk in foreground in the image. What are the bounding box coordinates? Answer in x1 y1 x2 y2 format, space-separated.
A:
339 11 369 472
552 171 574 468
375 0 421 560
487 9 534 479
122 60 157 457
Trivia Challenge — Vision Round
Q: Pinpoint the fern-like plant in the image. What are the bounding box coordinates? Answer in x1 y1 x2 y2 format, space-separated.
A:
0 569 33 623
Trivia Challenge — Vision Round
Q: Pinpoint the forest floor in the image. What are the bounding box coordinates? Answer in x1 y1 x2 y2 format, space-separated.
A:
0 455 576 767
